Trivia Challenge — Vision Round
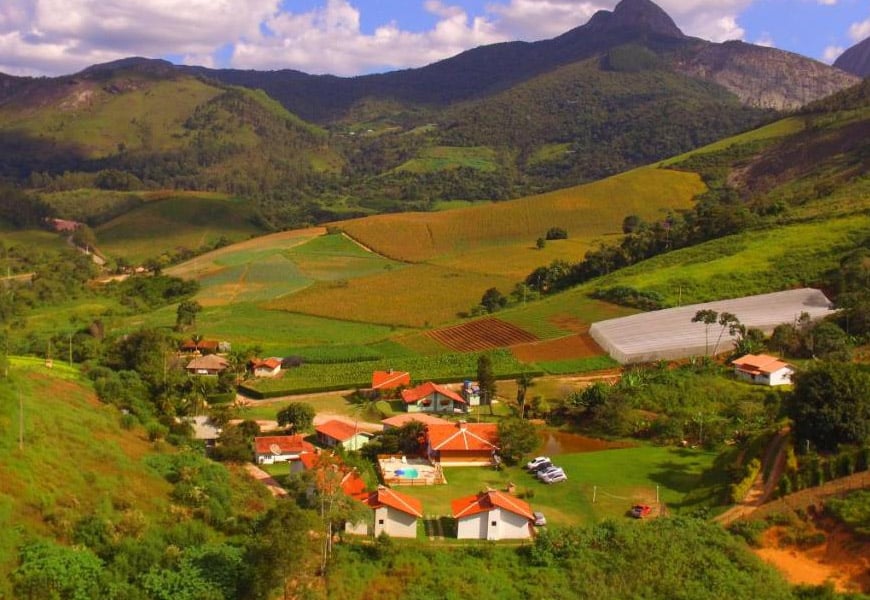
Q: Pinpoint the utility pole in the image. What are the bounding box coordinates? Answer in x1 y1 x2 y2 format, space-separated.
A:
68 332 73 366
19 389 24 450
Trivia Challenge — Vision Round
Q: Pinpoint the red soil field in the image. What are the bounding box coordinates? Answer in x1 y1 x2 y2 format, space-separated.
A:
510 333 605 362
425 317 538 352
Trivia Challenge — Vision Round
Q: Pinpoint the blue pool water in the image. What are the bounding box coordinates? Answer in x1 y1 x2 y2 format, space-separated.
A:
394 468 419 478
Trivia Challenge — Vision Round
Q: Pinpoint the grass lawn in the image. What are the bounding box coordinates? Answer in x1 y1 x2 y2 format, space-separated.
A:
397 444 719 527
239 393 360 421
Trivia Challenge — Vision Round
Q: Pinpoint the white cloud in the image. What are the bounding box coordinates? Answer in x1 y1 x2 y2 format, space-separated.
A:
233 0 505 75
849 18 870 42
822 45 843 63
754 32 774 48
817 0 836 5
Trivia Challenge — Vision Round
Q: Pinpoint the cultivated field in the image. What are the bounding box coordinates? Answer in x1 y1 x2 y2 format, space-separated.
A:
337 167 703 263
426 317 538 352
510 333 604 363
265 263 516 328
394 145 499 173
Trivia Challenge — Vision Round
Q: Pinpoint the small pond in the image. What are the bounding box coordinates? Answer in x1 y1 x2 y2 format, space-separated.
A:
537 430 634 455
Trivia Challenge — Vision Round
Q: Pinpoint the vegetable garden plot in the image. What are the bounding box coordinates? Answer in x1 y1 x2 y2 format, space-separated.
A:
425 318 538 351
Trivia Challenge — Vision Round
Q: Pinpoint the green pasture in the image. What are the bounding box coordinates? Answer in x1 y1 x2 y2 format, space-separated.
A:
586 214 870 305
398 445 720 526
41 189 145 223
97 194 263 262
394 145 499 173
0 228 69 252
536 356 620 375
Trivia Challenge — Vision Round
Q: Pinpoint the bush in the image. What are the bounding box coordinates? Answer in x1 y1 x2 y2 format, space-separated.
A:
729 458 761 503
545 227 568 240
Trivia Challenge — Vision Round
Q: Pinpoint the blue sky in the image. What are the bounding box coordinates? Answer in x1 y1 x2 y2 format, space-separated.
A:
0 0 868 76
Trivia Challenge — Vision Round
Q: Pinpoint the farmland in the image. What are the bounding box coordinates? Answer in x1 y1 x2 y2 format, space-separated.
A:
338 167 703 263
426 317 538 352
394 145 499 174
97 193 264 262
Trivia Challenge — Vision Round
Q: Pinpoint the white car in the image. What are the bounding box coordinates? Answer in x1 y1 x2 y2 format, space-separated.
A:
526 456 550 471
537 466 564 480
533 511 547 526
542 471 567 484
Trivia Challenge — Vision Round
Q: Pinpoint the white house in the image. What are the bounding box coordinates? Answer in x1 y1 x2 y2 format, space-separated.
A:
185 354 228 376
253 435 315 465
252 357 282 378
402 381 467 414
315 420 372 451
451 489 533 540
732 354 795 386
345 486 423 538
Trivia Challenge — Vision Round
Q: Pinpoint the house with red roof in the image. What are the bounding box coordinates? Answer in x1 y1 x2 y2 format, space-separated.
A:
253 434 315 466
732 353 795 386
371 370 411 392
451 489 534 540
252 357 282 378
345 485 423 538
426 421 499 466
381 413 450 431
180 339 221 354
402 381 467 414
316 419 372 451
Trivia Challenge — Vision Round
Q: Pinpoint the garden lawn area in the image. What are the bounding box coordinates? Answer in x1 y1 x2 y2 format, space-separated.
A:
239 393 360 421
397 445 718 527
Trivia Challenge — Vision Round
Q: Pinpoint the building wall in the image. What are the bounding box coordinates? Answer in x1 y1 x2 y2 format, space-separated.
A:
437 450 493 467
345 517 370 536
376 507 418 538
457 513 488 540
769 367 794 386
492 508 531 540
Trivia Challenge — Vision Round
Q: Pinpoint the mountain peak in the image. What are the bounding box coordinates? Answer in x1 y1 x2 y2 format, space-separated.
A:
587 0 684 39
833 36 870 78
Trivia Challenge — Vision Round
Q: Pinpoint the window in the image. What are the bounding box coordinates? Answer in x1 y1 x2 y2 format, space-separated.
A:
491 521 497 527
378 519 384 525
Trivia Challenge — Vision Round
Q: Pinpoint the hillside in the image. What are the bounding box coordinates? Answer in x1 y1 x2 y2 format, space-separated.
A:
0 359 171 596
834 36 870 77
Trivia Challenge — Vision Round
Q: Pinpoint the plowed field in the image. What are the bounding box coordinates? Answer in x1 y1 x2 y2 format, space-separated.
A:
426 318 537 352
511 333 604 362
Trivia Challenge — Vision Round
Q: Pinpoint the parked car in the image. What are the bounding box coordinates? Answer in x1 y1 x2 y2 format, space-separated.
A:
630 504 652 518
530 460 553 473
526 456 550 471
533 511 547 526
537 466 564 480
542 471 567 484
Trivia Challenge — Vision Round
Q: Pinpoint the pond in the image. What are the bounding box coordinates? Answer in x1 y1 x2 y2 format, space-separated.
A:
537 430 634 455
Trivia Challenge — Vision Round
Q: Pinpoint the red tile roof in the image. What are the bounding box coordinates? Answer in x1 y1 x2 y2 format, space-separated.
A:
360 486 423 518
316 419 362 442
451 489 534 521
427 422 499 452
732 353 792 375
254 435 314 456
254 357 282 370
372 370 411 390
181 339 220 352
340 469 367 496
381 413 450 428
401 382 465 405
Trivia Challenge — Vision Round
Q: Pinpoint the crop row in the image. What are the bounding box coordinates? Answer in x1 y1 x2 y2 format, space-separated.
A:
239 349 539 398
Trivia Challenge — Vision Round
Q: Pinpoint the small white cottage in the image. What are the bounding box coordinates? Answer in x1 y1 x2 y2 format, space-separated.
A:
732 353 795 386
451 489 533 540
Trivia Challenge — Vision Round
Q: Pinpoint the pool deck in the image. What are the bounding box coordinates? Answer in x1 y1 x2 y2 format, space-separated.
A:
378 454 445 486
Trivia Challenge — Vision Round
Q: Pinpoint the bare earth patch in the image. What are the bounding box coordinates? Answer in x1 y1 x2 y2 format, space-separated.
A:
754 525 870 593
426 317 538 351
511 333 605 362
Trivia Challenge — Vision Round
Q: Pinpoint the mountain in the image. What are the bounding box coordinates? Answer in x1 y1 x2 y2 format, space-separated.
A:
185 0 857 122
834 37 870 77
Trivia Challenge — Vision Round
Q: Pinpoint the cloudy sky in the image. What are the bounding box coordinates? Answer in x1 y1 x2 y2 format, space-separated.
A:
1 0 868 77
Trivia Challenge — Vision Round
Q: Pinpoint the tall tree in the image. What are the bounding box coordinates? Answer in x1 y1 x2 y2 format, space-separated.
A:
477 354 497 410
276 402 316 432
692 309 719 355
497 418 539 465
175 300 202 332
516 373 535 419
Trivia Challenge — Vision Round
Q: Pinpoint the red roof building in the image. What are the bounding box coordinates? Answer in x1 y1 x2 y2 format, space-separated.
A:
371 370 411 391
252 357 282 378
253 435 314 465
381 413 450 430
316 419 372 451
345 485 423 538
426 421 499 466
452 489 534 540
732 353 795 386
402 381 466 414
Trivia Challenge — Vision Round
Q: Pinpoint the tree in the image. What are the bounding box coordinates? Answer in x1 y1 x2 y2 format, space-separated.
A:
789 362 870 452
545 227 568 240
477 354 496 407
810 321 850 360
497 418 539 465
12 541 105 600
250 501 317 599
480 287 507 313
276 402 315 432
515 373 535 419
175 300 202 332
536 237 546 250
692 309 719 355
622 215 643 234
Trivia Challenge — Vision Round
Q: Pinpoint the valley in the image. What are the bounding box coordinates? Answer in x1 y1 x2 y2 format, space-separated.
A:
1 0 869 598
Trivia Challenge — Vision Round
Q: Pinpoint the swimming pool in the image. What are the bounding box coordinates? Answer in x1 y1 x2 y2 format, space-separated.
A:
394 468 419 478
